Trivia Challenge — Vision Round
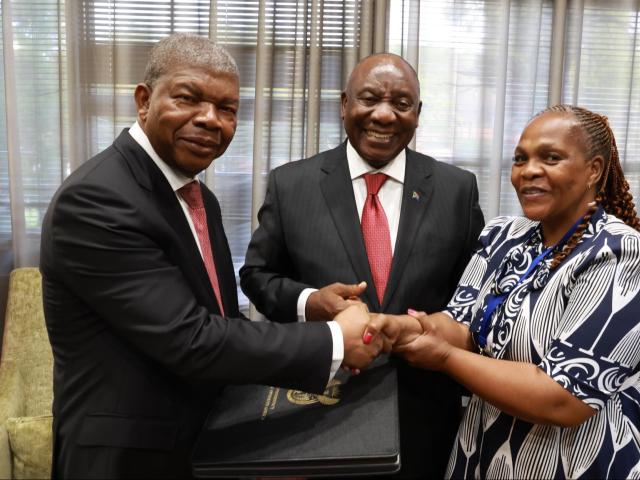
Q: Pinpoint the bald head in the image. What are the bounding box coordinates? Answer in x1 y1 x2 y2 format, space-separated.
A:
345 53 420 99
341 53 422 168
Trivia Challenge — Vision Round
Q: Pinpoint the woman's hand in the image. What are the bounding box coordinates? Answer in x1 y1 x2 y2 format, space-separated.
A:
391 311 453 370
362 313 423 352
392 310 474 371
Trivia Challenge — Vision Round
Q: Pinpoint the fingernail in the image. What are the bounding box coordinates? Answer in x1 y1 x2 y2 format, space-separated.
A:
363 332 373 344
407 308 417 315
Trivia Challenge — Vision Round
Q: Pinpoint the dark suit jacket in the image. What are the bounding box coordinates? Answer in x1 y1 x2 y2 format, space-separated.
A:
240 142 485 478
40 130 334 479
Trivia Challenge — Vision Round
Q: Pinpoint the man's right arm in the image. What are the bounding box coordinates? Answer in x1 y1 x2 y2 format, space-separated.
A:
43 181 347 394
240 170 309 323
241 171 368 323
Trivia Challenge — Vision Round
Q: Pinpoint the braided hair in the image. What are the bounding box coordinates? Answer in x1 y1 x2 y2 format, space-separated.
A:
532 105 640 269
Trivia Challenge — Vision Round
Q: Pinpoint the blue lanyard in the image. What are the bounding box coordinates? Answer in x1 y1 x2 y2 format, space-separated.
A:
475 217 583 351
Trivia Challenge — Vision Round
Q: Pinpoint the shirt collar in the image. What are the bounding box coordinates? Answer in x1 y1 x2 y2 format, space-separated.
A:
346 139 405 183
128 121 196 192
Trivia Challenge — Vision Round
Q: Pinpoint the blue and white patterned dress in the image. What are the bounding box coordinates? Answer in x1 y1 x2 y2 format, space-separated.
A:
444 207 640 479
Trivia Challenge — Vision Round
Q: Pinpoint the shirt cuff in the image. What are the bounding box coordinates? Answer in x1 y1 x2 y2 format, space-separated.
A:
326 321 344 383
297 288 318 322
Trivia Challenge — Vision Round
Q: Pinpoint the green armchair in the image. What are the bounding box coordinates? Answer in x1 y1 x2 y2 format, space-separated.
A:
0 268 53 479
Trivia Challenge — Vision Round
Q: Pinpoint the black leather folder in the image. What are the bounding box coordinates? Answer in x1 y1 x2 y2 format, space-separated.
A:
191 360 399 478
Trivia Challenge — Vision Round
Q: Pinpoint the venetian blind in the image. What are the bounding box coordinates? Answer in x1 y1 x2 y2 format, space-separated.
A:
563 0 640 200
389 0 554 217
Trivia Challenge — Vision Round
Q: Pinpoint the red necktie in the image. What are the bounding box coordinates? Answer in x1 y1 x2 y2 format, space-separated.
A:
178 181 225 316
361 173 392 305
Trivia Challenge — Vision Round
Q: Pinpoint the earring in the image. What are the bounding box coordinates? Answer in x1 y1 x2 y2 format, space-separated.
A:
587 182 592 190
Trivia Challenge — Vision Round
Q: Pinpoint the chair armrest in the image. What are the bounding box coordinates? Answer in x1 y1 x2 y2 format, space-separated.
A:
0 365 24 479
0 427 11 480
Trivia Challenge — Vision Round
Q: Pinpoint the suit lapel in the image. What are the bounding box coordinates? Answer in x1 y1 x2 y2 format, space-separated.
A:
202 189 239 316
382 149 434 310
113 130 221 314
319 144 378 309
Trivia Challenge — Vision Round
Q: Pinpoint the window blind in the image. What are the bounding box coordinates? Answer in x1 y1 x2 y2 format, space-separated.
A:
388 0 553 217
564 0 640 200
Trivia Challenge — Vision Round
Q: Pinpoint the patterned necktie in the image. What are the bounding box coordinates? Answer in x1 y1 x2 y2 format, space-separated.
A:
178 181 225 316
361 173 393 305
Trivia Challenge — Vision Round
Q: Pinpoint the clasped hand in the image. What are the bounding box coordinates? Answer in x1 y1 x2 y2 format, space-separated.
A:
334 303 455 372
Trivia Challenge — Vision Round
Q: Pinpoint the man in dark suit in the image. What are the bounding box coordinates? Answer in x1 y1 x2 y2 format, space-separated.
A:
240 53 485 478
40 33 382 479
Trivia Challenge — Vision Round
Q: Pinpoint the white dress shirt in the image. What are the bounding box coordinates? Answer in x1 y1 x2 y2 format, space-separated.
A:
297 140 406 321
128 122 344 379
128 121 204 254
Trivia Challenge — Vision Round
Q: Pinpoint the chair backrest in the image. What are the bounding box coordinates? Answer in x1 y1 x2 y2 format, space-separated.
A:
1 268 52 417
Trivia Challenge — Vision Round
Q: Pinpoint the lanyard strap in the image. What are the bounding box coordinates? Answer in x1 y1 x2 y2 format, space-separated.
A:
475 217 583 351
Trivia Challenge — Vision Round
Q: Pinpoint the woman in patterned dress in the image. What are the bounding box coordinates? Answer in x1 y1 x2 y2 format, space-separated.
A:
369 105 640 478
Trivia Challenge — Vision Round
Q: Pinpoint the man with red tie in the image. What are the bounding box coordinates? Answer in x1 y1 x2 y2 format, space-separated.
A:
40 33 382 479
241 53 485 479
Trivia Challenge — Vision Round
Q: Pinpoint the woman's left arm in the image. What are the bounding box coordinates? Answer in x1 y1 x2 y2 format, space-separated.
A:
441 345 593 427
396 314 595 427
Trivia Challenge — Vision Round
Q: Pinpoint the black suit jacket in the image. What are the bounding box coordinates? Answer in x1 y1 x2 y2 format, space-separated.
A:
40 130 334 479
241 142 485 478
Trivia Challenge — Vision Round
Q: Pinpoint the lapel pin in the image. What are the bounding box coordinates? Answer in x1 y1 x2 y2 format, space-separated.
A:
411 191 421 201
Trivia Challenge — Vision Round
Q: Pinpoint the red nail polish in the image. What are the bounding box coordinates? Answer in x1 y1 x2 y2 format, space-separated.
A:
363 332 373 344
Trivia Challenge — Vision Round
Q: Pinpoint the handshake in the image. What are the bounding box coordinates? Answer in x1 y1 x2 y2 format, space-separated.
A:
333 302 423 372
308 282 458 373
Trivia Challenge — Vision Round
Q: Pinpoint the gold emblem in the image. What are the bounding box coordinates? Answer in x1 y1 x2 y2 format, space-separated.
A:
287 378 341 406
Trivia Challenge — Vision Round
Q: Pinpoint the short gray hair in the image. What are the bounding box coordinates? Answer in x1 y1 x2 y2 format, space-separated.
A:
144 33 238 87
